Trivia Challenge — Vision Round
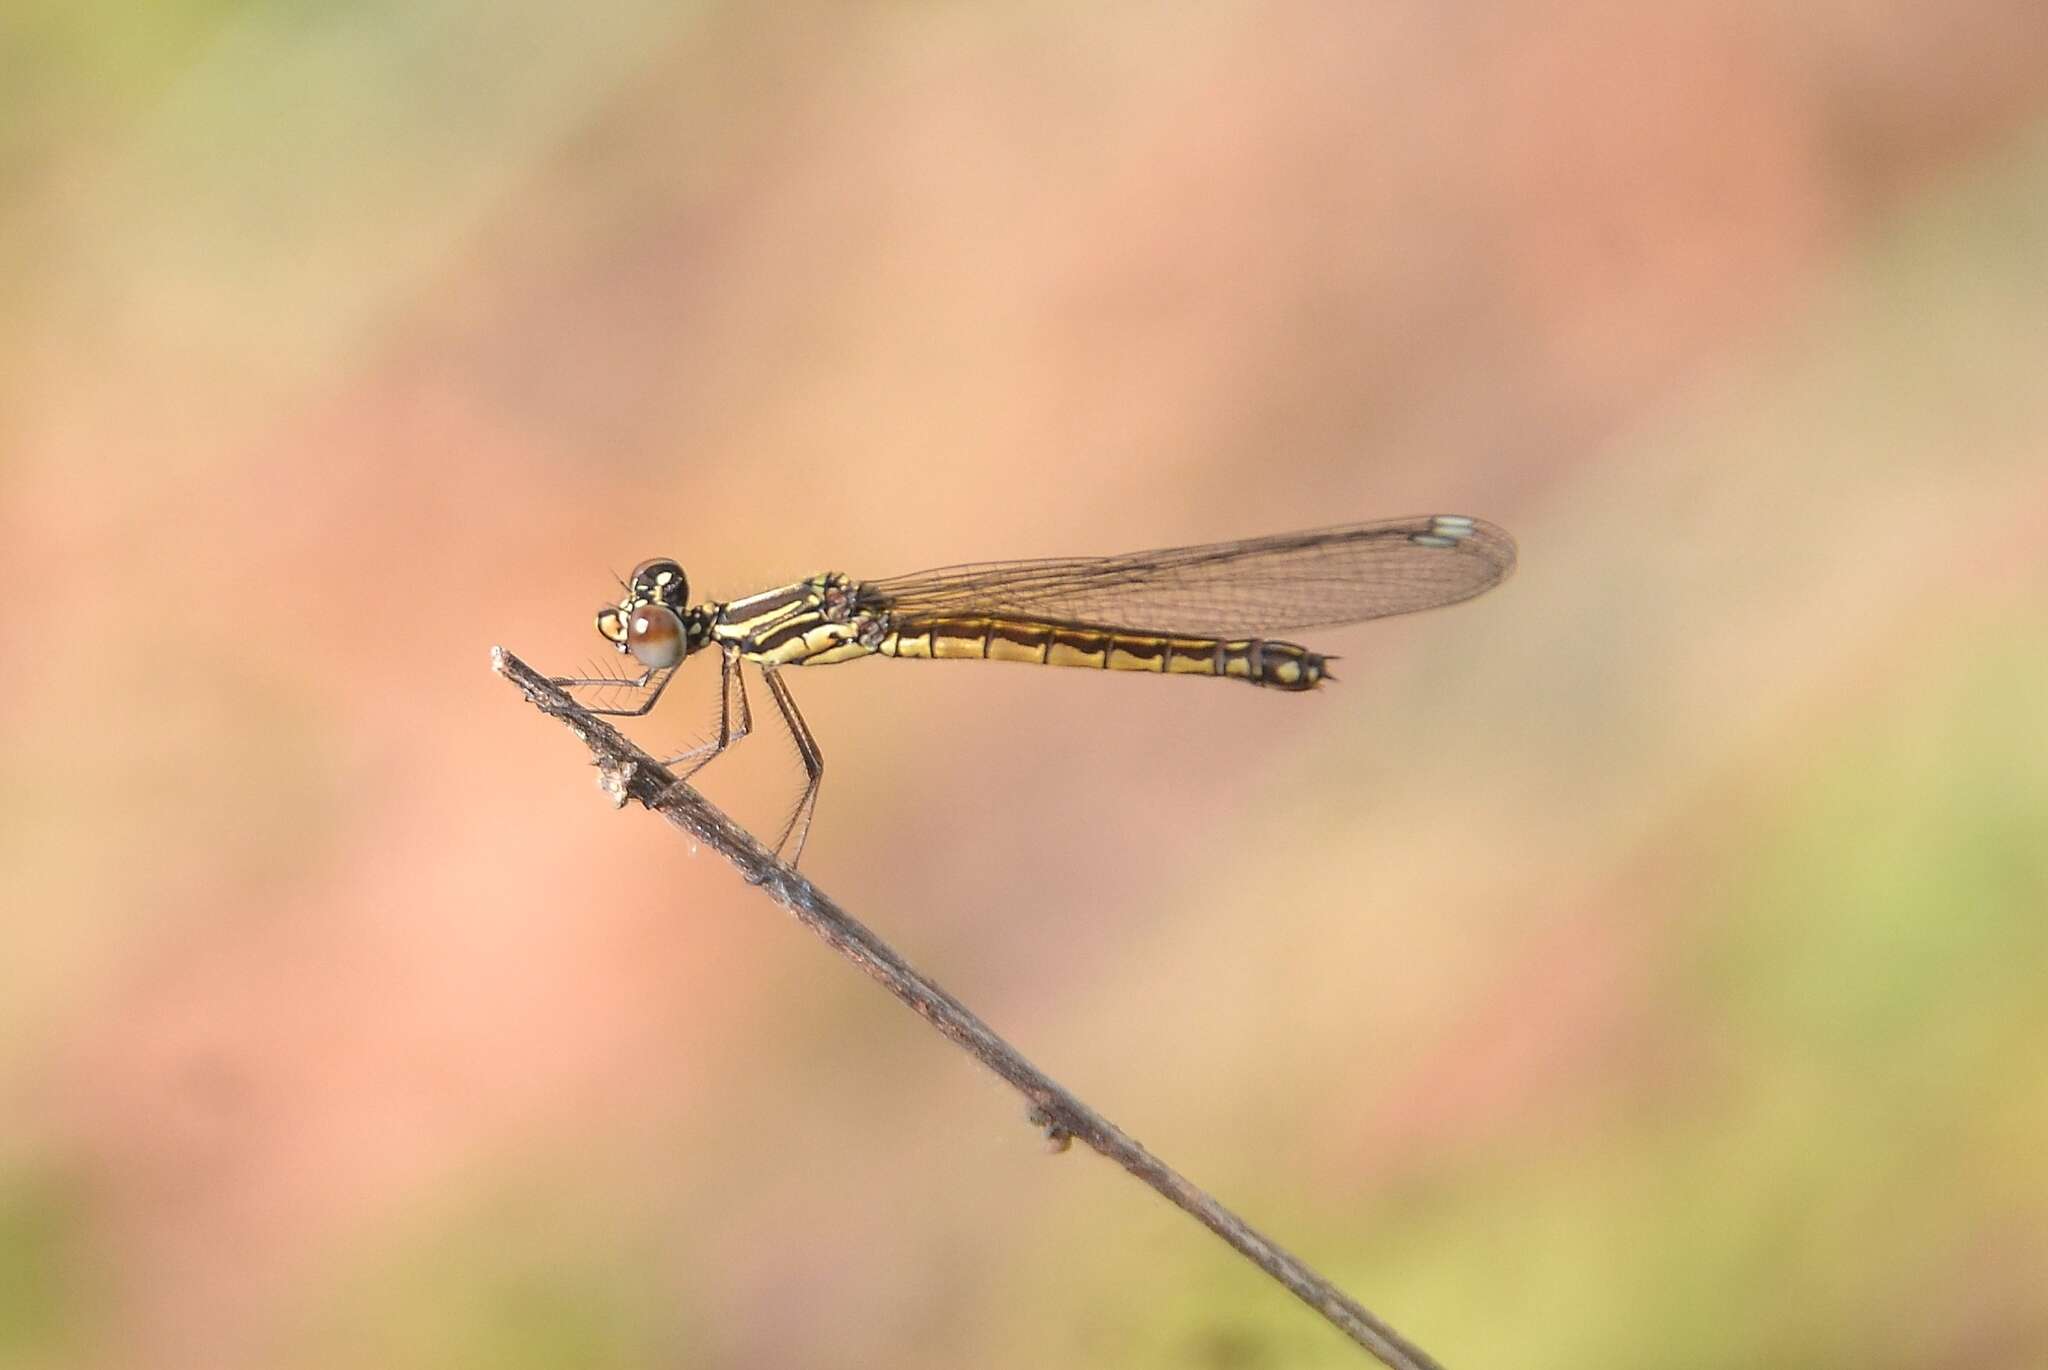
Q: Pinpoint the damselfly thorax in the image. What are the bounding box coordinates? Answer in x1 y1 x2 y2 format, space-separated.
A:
553 515 1515 865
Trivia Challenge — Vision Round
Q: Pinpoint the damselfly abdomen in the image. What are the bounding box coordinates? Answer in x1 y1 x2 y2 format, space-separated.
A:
553 515 1515 864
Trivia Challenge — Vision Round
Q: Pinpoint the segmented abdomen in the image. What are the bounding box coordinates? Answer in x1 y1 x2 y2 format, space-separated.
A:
875 616 1326 691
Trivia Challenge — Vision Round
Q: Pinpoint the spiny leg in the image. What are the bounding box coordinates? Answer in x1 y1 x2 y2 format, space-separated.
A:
660 646 751 783
548 664 677 717
759 665 824 866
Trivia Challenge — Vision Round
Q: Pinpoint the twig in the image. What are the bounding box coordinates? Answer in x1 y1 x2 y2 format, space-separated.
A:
494 646 1447 1370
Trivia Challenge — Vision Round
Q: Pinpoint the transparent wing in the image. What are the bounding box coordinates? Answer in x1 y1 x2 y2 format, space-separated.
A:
860 515 1515 637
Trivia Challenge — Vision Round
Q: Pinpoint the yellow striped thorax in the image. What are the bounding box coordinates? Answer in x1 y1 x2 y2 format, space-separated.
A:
710 572 879 667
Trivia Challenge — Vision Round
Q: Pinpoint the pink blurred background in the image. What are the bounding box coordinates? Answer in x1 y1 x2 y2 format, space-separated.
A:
4 4 2046 1367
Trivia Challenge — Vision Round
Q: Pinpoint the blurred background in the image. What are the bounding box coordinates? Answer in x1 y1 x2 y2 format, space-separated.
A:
4 3 2045 1367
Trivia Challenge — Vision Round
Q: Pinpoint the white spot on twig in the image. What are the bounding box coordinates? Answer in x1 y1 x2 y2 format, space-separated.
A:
596 759 637 808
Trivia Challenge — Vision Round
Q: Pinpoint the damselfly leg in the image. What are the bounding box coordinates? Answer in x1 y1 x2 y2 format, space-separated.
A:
548 665 677 717
659 647 751 781
760 666 824 866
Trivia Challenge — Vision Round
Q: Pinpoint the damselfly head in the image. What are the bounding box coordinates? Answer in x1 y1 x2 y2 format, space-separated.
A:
628 558 689 606
595 557 692 668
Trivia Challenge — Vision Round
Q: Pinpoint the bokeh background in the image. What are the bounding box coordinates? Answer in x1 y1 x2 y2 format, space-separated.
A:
4 4 2046 1367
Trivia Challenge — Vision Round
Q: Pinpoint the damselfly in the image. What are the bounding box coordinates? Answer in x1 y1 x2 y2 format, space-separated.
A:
554 514 1515 864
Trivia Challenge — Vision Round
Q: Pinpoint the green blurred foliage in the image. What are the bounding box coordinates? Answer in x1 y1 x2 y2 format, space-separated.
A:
0 1171 95 1369
295 1187 681 1370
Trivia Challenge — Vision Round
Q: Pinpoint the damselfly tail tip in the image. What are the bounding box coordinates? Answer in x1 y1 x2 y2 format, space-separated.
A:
1319 655 1340 685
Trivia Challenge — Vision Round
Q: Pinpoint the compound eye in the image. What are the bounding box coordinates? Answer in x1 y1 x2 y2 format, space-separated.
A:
596 606 629 649
628 558 688 605
626 603 685 669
